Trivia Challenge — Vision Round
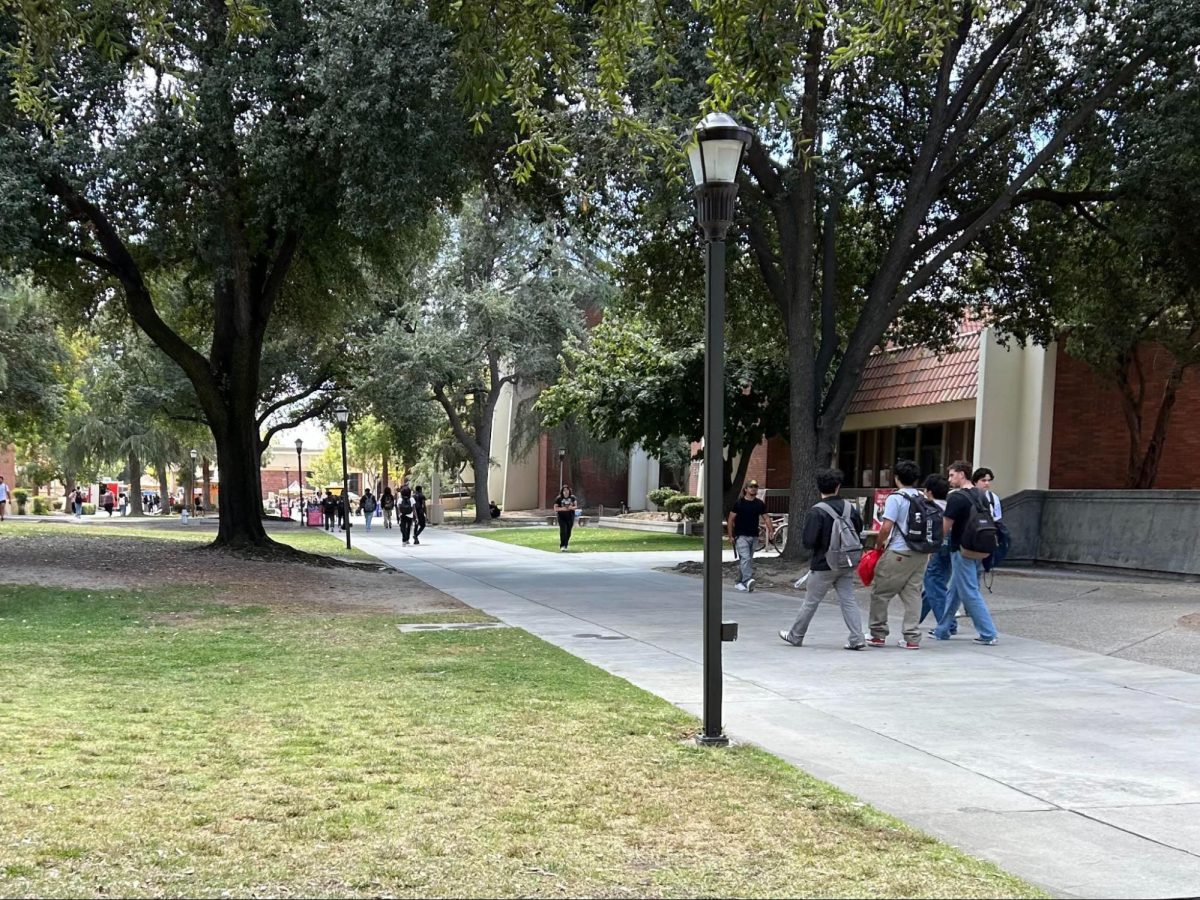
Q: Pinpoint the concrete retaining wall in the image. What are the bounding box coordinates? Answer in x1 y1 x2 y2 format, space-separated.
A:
1003 490 1200 576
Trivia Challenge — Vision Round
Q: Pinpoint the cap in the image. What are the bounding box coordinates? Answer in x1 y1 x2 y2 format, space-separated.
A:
747 480 759 488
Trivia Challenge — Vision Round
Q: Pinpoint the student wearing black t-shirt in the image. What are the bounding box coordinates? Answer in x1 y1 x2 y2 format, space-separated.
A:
929 461 999 644
726 480 771 592
554 485 578 551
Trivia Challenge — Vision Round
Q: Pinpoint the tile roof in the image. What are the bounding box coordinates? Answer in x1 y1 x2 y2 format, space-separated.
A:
847 325 981 415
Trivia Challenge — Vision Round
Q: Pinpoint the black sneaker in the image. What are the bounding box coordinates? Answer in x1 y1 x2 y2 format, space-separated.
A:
973 637 998 646
413 539 420 545
844 642 866 651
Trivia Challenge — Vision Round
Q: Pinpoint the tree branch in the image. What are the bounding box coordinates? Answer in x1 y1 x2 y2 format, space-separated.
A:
433 384 482 459
258 395 336 452
256 365 335 426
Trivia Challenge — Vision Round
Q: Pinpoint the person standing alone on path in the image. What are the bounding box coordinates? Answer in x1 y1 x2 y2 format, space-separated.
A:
727 480 771 592
554 484 578 551
779 468 866 649
413 486 427 545
868 460 933 649
102 489 115 517
380 487 395 529
0 475 9 522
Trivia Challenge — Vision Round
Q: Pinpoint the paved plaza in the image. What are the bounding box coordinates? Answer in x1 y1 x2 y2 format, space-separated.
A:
349 525 1200 899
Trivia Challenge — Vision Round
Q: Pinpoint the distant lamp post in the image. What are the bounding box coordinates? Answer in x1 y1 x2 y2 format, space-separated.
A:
558 447 566 491
284 466 291 520
295 438 304 525
334 403 351 550
189 449 198 520
687 111 753 747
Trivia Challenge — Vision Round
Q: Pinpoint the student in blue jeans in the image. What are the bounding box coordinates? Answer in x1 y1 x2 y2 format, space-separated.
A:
917 474 955 635
930 461 998 644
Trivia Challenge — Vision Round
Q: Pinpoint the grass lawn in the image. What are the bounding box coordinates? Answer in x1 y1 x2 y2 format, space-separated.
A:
0 582 1043 898
1 520 376 560
470 526 703 553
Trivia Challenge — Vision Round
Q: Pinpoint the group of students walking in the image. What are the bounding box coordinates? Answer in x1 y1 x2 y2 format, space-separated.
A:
318 483 428 545
769 459 1006 650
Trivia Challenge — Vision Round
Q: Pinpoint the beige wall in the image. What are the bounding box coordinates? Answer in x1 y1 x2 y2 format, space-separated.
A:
842 399 977 433
974 328 1056 494
486 380 541 511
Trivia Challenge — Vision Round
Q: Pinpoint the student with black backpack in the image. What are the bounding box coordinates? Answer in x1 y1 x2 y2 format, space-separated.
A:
779 468 867 650
929 461 999 644
397 483 415 545
867 459 942 649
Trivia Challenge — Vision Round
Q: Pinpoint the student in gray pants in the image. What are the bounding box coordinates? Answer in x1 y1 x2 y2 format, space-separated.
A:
780 467 867 650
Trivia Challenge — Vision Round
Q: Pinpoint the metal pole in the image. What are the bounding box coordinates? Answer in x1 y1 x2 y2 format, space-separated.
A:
296 446 304 525
699 236 728 746
340 427 352 550
559 458 564 491
284 466 290 520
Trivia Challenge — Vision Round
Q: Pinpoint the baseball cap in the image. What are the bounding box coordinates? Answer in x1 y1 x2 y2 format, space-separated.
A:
747 480 759 488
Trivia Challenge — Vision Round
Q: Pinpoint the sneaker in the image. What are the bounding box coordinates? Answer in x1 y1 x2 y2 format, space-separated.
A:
734 583 749 592
793 574 809 589
927 630 950 641
403 541 410 546
746 578 756 593
778 630 801 646
413 539 420 545
866 636 887 647
973 637 998 646
896 640 920 650
844 642 866 651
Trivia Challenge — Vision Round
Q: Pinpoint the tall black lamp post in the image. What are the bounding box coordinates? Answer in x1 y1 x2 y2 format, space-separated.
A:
334 403 351 550
558 447 566 490
284 466 291 520
688 111 753 747
295 438 304 525
189 448 198 520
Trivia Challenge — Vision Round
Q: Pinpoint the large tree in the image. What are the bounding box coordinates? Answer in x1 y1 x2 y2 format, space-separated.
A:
367 192 600 523
440 0 1199 555
0 0 470 549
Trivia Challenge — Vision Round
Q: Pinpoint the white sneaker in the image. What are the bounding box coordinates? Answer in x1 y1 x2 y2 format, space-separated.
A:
793 573 809 589
734 582 748 592
746 578 756 592
560 546 566 552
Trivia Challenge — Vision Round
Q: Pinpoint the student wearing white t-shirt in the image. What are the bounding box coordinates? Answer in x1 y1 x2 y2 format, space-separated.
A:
0 475 9 522
867 460 930 649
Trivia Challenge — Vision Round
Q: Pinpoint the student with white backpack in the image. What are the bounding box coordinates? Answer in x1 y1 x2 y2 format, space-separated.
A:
779 468 867 650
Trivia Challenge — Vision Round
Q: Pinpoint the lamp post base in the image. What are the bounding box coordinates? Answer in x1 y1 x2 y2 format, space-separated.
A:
694 732 730 748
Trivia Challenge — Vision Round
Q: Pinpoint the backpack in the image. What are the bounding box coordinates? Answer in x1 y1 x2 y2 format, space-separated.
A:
958 488 1000 560
895 489 944 553
815 501 863 569
399 489 413 514
381 493 395 510
363 494 377 513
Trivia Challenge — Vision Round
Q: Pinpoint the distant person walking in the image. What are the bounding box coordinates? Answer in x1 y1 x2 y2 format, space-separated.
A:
321 492 337 531
973 467 1011 578
102 489 115 517
380 487 395 529
727 480 771 592
554 484 578 552
867 459 936 649
360 489 377 531
72 487 84 518
413 486 427 544
398 484 415 545
0 475 9 522
779 468 867 650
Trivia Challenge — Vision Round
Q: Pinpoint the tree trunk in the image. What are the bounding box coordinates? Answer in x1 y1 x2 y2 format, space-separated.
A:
202 457 213 514
472 450 491 525
1132 361 1188 489
210 411 270 546
157 466 170 515
382 452 390 492
127 452 145 516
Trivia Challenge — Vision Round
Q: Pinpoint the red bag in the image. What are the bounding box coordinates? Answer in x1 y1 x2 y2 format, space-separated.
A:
857 548 881 586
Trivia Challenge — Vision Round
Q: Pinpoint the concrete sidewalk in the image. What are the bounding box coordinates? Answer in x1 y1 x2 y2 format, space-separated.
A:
350 527 1200 899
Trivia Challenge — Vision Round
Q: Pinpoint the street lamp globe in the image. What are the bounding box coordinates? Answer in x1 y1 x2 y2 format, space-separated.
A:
334 403 349 430
295 438 303 452
687 112 753 241
189 449 198 461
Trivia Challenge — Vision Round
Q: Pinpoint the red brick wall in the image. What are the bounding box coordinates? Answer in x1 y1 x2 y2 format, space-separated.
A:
0 445 15 486
542 448 628 509
1050 344 1200 489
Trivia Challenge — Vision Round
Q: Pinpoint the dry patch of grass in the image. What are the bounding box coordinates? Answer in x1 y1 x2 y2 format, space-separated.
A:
0 580 1044 899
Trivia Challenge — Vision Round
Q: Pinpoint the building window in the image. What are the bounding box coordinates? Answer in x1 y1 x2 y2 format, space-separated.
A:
838 432 859 487
896 426 918 465
919 423 944 478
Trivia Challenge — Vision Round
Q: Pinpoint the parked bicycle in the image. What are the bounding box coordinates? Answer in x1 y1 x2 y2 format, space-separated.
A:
756 514 788 555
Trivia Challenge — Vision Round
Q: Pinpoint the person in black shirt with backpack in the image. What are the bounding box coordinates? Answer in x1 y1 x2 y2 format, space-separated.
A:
929 461 999 644
779 468 867 650
398 483 415 545
412 486 427 544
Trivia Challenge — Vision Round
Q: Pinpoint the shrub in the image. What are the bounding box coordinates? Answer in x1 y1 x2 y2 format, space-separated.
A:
52 499 64 511
663 494 702 521
647 487 679 510
12 489 28 504
82 503 96 515
681 501 704 522
32 496 49 515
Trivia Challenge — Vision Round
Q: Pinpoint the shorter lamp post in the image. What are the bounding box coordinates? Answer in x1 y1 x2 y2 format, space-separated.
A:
334 403 351 550
688 111 753 747
295 438 304 525
189 449 198 520
284 466 291 519
558 447 566 491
